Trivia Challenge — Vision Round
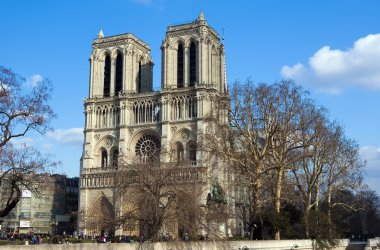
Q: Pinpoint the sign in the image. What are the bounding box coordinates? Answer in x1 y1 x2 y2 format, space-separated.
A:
22 190 32 198
19 221 31 228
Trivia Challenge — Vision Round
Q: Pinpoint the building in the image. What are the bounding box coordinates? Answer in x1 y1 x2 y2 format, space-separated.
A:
79 12 235 237
0 174 79 234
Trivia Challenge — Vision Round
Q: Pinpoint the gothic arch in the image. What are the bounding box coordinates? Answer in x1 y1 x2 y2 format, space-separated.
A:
111 47 123 58
177 42 184 88
173 128 194 142
110 146 119 168
100 147 108 168
132 98 160 124
95 135 117 152
100 49 112 60
176 37 186 47
189 41 197 86
86 193 115 233
94 135 117 168
187 141 197 163
103 53 111 97
115 51 123 94
185 36 198 48
175 141 184 162
170 95 197 120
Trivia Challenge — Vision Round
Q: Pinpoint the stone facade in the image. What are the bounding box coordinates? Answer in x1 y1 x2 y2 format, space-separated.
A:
79 12 230 236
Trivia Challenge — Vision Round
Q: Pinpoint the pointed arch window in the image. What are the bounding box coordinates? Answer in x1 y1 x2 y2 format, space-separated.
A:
101 149 108 168
112 148 119 168
115 53 123 94
189 42 196 86
137 61 142 93
177 44 184 88
176 142 184 162
188 142 196 164
103 55 111 97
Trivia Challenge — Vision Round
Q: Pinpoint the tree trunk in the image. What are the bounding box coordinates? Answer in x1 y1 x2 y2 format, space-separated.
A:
327 186 332 227
315 181 319 212
304 194 311 239
0 187 21 218
274 167 284 240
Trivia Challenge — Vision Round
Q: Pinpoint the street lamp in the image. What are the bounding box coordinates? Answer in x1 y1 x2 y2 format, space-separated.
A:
51 219 58 235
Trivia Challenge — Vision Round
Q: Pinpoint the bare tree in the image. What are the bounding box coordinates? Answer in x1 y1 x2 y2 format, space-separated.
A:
0 144 57 217
202 80 279 239
290 104 331 238
203 79 367 241
0 66 54 147
111 155 217 241
0 66 55 217
322 124 364 226
203 80 318 239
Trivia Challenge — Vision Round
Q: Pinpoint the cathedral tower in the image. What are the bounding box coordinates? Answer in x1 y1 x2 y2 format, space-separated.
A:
79 12 230 236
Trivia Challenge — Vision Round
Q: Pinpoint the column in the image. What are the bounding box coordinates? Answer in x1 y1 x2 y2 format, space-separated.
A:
89 58 94 98
184 46 189 87
110 57 115 96
123 49 127 93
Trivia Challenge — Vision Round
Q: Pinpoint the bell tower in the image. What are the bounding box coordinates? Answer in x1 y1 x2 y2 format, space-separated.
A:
161 11 227 93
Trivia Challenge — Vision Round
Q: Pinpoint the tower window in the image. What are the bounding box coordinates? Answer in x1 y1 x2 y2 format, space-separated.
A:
177 44 184 88
115 53 123 94
189 42 196 86
176 142 184 162
112 149 119 168
104 55 111 97
137 61 142 93
188 142 196 163
101 149 108 168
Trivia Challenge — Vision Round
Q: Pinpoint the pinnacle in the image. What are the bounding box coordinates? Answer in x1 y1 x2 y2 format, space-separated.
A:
198 10 205 21
97 28 104 39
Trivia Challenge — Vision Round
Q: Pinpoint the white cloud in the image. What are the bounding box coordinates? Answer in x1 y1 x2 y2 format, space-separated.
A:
47 128 83 147
26 74 43 87
281 34 380 94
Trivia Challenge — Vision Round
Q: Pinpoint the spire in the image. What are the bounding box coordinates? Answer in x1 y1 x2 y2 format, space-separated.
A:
97 28 104 39
198 10 205 21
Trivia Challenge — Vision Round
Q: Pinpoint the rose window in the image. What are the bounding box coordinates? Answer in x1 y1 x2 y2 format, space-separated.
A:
135 134 160 162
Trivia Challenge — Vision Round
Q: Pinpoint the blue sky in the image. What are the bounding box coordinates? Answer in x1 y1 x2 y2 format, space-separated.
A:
1 0 380 193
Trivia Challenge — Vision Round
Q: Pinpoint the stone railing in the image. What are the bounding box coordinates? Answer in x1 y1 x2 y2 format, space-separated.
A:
81 165 207 188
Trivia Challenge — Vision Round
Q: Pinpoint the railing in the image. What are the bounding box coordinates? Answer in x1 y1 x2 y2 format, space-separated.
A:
81 165 207 188
82 166 118 173
85 90 160 102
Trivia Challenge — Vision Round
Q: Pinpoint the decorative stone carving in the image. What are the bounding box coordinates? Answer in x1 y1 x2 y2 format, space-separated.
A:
171 126 177 134
128 128 134 135
85 145 92 158
105 137 113 148
94 134 100 141
180 131 189 141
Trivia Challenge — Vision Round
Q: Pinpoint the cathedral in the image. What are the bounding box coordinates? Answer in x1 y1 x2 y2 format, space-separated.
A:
79 12 234 237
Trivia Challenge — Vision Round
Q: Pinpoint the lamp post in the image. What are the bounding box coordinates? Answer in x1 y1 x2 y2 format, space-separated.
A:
55 220 58 235
51 219 58 235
